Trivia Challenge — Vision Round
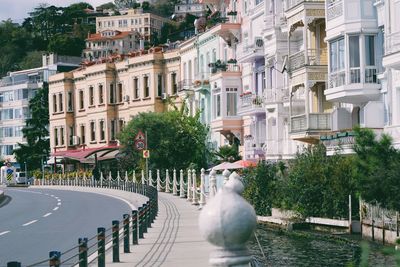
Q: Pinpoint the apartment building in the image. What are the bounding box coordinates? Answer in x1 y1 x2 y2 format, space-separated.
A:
0 53 80 163
83 30 140 60
321 0 383 153
175 0 206 18
49 48 180 166
96 9 169 42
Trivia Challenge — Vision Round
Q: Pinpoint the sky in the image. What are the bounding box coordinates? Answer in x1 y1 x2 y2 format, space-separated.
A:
0 0 108 23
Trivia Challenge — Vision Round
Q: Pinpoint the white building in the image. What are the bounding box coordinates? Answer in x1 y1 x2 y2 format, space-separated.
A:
0 53 80 163
175 0 206 18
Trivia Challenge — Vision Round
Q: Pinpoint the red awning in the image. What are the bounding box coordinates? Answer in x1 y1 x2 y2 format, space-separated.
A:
52 145 120 163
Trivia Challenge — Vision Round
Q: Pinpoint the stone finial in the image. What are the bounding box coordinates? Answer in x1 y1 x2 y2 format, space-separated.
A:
165 169 171 193
222 169 231 185
173 169 178 195
157 169 161 192
199 172 256 266
225 171 244 194
209 168 218 198
192 169 199 205
199 168 206 208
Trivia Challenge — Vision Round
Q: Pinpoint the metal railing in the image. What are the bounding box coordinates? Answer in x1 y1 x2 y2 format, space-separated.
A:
328 71 346 88
239 93 263 110
177 79 193 92
385 31 400 55
264 88 290 103
284 0 324 11
289 48 327 71
291 113 331 132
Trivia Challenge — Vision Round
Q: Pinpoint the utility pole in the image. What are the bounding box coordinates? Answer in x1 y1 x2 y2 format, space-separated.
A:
145 131 149 182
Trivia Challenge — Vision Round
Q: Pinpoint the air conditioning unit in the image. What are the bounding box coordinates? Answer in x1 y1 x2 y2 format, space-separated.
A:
254 37 264 48
123 95 130 102
161 93 168 100
72 136 80 146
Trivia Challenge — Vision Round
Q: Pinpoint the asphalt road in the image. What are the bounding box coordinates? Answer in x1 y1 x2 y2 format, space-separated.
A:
0 187 132 266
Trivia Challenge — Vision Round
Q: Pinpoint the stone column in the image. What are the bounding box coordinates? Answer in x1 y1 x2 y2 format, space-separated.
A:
192 169 199 205
187 169 192 201
180 170 185 198
198 168 206 208
209 168 217 198
165 169 171 193
173 169 178 195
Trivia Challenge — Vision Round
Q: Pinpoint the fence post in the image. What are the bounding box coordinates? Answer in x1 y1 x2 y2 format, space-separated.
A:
173 169 178 195
382 210 385 245
199 168 206 208
100 172 103 187
348 195 352 234
149 170 153 187
397 211 399 237
117 171 121 188
179 169 185 198
142 203 148 234
141 170 145 185
132 210 138 245
7 262 21 267
187 169 192 201
49 251 61 267
146 200 151 228
165 169 171 193
138 206 144 239
156 170 161 191
192 169 198 205
78 238 88 267
97 227 105 267
209 168 217 198
123 214 130 253
112 220 120 262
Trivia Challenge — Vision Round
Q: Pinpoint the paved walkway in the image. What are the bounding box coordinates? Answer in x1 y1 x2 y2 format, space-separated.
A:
98 192 216 267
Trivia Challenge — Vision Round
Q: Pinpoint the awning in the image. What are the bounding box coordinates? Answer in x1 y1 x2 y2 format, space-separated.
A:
52 145 120 163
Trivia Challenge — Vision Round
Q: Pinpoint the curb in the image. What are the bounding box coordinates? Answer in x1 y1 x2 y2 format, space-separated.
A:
0 190 5 205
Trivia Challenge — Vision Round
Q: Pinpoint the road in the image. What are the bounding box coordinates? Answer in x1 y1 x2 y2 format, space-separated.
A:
0 187 132 266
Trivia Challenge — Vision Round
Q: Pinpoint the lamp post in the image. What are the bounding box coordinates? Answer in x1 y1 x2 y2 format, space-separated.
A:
24 161 27 184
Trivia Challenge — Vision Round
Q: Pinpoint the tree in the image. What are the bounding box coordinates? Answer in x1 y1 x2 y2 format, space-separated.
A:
14 83 50 171
353 127 400 211
242 162 279 216
214 145 241 163
118 104 210 171
47 34 85 57
19 51 44 70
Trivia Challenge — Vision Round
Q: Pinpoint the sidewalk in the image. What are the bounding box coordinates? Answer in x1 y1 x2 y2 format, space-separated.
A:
98 192 216 267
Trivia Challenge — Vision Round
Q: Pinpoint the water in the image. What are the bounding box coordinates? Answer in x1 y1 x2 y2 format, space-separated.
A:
248 225 397 267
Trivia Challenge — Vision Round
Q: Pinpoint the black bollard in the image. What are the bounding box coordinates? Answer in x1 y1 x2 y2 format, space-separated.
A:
142 204 148 234
132 210 138 245
7 262 21 267
138 206 144 238
97 227 105 267
123 214 130 253
146 201 151 228
78 238 88 267
49 251 61 267
112 220 120 262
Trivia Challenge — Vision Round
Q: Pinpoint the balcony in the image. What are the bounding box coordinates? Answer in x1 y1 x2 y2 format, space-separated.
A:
236 38 264 63
289 48 328 72
291 113 331 137
193 72 211 94
383 31 400 70
238 93 264 116
264 88 290 104
285 0 325 11
209 22 241 45
321 131 355 155
177 79 193 92
326 67 381 103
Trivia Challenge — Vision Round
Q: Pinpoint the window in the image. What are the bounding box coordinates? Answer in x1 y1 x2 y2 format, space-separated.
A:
110 120 116 140
60 127 65 145
54 128 59 146
117 83 123 102
109 83 115 104
80 125 86 144
133 77 139 99
89 86 94 106
365 36 375 66
144 76 149 97
329 38 345 72
67 91 73 111
99 84 104 104
14 108 22 119
349 35 360 83
171 73 177 95
1 145 13 155
214 92 221 119
99 120 105 141
53 94 57 113
59 93 63 112
69 126 74 146
157 74 163 96
90 121 96 142
79 90 84 109
1 109 13 120
15 126 23 137
226 88 238 116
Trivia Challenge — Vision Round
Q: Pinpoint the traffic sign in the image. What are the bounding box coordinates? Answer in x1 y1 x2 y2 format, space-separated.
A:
135 130 145 141
143 150 150 159
135 139 146 150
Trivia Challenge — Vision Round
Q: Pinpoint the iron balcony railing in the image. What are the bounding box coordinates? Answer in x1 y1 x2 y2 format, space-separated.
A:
239 93 263 111
289 48 328 72
291 113 331 132
385 31 400 55
328 67 378 88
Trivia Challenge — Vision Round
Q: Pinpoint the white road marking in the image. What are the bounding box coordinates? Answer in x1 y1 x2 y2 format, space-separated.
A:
57 202 61 206
43 213 52 217
50 195 54 197
0 231 10 236
53 207 59 211
22 220 38 226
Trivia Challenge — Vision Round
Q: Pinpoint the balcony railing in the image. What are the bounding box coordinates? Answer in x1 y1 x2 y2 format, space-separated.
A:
177 79 193 92
240 93 263 110
291 113 331 132
289 48 327 71
326 0 343 21
284 0 324 11
328 71 345 88
264 88 290 103
328 67 378 88
385 31 400 55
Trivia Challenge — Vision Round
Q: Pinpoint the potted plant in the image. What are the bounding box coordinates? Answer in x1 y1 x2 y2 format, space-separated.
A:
227 58 237 64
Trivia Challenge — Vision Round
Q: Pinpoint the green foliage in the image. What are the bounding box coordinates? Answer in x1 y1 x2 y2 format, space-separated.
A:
97 2 116 10
14 83 50 171
214 145 241 163
19 51 44 70
48 34 85 56
353 127 400 211
242 162 279 216
118 104 210 171
277 145 358 218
